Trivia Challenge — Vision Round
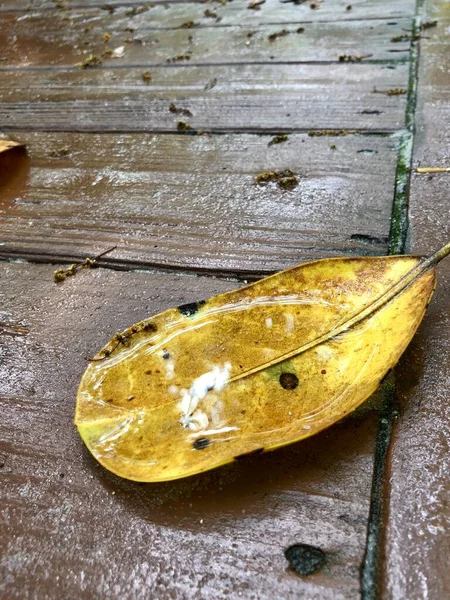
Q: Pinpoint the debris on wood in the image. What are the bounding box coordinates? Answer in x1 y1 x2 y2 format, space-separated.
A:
416 167 450 173
0 321 29 337
330 144 337 150
204 77 218 90
372 87 407 96
285 544 326 576
346 4 352 10
111 46 125 58
169 103 193 117
78 54 102 69
142 71 152 84
391 34 410 42
255 169 298 189
297 27 305 33
280 0 307 4
204 9 218 17
126 5 150 16
421 20 438 30
102 32 112 43
268 134 289 146
49 146 71 158
166 52 192 63
177 121 195 132
176 21 199 29
339 53 373 62
247 0 265 9
53 247 117 284
308 129 357 136
102 49 113 59
268 29 290 42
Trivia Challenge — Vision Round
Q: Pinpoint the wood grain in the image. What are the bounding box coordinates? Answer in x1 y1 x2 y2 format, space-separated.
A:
1 132 398 274
380 4 450 598
0 0 416 25
0 9 411 67
0 63 409 133
0 261 379 600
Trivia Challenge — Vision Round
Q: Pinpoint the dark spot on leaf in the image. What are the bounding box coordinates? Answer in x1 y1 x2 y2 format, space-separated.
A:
163 352 170 360
234 448 264 460
193 438 211 450
280 373 299 390
178 300 206 316
143 322 157 332
145 370 152 375
284 544 326 576
321 369 326 375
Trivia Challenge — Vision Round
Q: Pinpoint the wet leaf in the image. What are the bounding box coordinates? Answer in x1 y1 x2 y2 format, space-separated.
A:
75 242 450 482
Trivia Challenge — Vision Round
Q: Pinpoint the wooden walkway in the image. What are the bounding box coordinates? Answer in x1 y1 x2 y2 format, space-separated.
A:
0 0 448 598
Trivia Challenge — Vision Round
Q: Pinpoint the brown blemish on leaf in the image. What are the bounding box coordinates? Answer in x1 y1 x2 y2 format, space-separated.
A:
193 438 211 450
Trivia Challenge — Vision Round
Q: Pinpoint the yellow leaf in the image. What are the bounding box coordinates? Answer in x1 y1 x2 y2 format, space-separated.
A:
75 242 450 482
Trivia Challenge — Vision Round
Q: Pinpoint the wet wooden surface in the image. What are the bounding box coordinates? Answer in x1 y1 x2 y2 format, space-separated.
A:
0 263 378 600
1 0 448 598
0 11 411 66
380 0 450 597
0 64 408 133
1 132 397 274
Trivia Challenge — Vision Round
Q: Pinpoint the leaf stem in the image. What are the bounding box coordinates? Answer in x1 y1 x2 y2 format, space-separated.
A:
426 240 450 266
229 244 449 385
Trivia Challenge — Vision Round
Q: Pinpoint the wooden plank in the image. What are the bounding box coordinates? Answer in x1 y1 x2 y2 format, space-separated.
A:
0 11 411 67
0 261 379 599
1 132 398 274
380 6 450 599
0 0 416 24
0 63 409 133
